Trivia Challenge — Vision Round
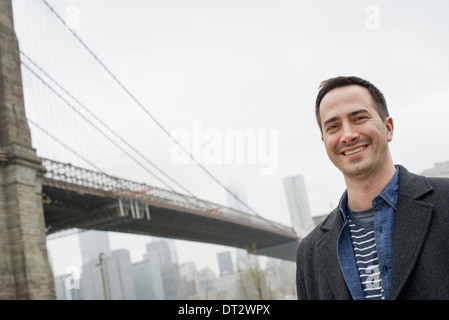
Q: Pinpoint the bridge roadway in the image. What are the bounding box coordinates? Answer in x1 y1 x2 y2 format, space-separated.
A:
41 159 300 261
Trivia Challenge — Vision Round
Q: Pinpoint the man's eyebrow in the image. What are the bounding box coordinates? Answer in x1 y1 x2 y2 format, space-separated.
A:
349 109 371 117
323 109 372 128
323 116 339 128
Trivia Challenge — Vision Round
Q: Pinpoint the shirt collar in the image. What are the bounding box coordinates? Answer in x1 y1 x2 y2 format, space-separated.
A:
376 166 399 209
338 166 400 219
338 190 349 220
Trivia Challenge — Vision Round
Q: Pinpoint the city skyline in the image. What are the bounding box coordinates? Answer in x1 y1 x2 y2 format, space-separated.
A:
52 235 296 300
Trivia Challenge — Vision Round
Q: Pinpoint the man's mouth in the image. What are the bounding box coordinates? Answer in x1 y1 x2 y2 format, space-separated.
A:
342 145 367 156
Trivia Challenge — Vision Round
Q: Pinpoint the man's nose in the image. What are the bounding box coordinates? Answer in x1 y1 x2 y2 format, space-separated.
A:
340 124 359 144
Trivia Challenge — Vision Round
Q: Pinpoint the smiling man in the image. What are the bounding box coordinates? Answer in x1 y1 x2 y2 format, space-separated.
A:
296 76 449 300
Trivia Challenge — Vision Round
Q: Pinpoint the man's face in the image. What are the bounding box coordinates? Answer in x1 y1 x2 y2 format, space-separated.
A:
319 85 394 179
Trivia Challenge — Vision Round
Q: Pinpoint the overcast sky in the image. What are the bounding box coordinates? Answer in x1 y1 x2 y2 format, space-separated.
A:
13 0 449 276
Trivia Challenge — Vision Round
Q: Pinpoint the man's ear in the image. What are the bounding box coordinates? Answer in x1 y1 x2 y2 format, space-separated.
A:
385 117 394 142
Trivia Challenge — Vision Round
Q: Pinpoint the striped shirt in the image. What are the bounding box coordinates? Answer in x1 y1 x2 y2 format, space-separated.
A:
348 208 384 300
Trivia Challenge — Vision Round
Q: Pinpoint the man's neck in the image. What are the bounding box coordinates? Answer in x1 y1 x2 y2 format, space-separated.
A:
344 163 396 212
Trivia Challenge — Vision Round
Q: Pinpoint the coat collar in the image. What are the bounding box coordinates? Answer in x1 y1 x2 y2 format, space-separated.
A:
390 165 434 299
395 164 433 200
316 209 352 299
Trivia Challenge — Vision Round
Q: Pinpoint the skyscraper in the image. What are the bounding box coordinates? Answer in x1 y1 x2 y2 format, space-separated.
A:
217 251 234 277
80 248 136 300
283 174 314 236
103 249 136 300
145 239 181 299
78 230 111 265
132 251 165 300
145 239 178 265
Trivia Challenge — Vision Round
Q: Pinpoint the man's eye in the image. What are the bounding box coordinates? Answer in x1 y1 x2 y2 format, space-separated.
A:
326 124 338 131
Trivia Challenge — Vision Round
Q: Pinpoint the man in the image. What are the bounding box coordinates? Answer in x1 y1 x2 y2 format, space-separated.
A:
296 76 449 300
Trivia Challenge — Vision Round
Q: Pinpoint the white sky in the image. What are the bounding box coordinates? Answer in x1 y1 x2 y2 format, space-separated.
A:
13 0 449 276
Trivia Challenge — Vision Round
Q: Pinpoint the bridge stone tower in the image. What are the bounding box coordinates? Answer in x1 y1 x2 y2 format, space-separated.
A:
0 0 55 299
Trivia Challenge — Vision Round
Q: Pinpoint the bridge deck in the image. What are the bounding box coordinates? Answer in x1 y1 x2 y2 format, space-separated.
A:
42 159 299 256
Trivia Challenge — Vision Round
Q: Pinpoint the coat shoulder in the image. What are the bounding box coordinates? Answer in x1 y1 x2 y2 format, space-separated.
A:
426 176 449 192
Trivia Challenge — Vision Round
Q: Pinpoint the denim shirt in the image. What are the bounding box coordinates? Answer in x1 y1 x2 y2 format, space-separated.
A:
337 167 399 300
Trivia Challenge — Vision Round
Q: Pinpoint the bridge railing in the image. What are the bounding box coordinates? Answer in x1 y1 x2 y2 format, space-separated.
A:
41 158 293 234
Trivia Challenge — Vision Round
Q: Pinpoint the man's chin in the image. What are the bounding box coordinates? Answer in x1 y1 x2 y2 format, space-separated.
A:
340 162 371 178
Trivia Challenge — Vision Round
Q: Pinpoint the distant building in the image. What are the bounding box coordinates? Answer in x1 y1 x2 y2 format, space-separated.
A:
145 239 181 299
216 272 243 299
80 249 136 300
179 262 200 299
283 174 314 236
132 251 165 300
161 263 182 299
79 230 111 265
54 273 81 300
146 239 178 265
76 230 113 300
80 257 106 299
197 267 220 299
421 160 449 178
217 251 234 277
103 249 136 299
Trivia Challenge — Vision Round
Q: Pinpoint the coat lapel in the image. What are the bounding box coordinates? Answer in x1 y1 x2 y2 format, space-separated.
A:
390 165 434 299
316 210 352 299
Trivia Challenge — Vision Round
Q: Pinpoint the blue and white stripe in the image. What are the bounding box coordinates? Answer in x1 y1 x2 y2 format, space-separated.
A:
349 220 384 300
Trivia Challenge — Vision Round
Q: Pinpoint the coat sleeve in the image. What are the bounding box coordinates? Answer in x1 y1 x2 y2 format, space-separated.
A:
296 241 309 300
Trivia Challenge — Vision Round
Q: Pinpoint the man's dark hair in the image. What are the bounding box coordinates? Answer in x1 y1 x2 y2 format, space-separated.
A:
315 76 389 133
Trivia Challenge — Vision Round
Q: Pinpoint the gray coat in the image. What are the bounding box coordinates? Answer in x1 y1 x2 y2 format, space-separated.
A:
296 165 449 300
